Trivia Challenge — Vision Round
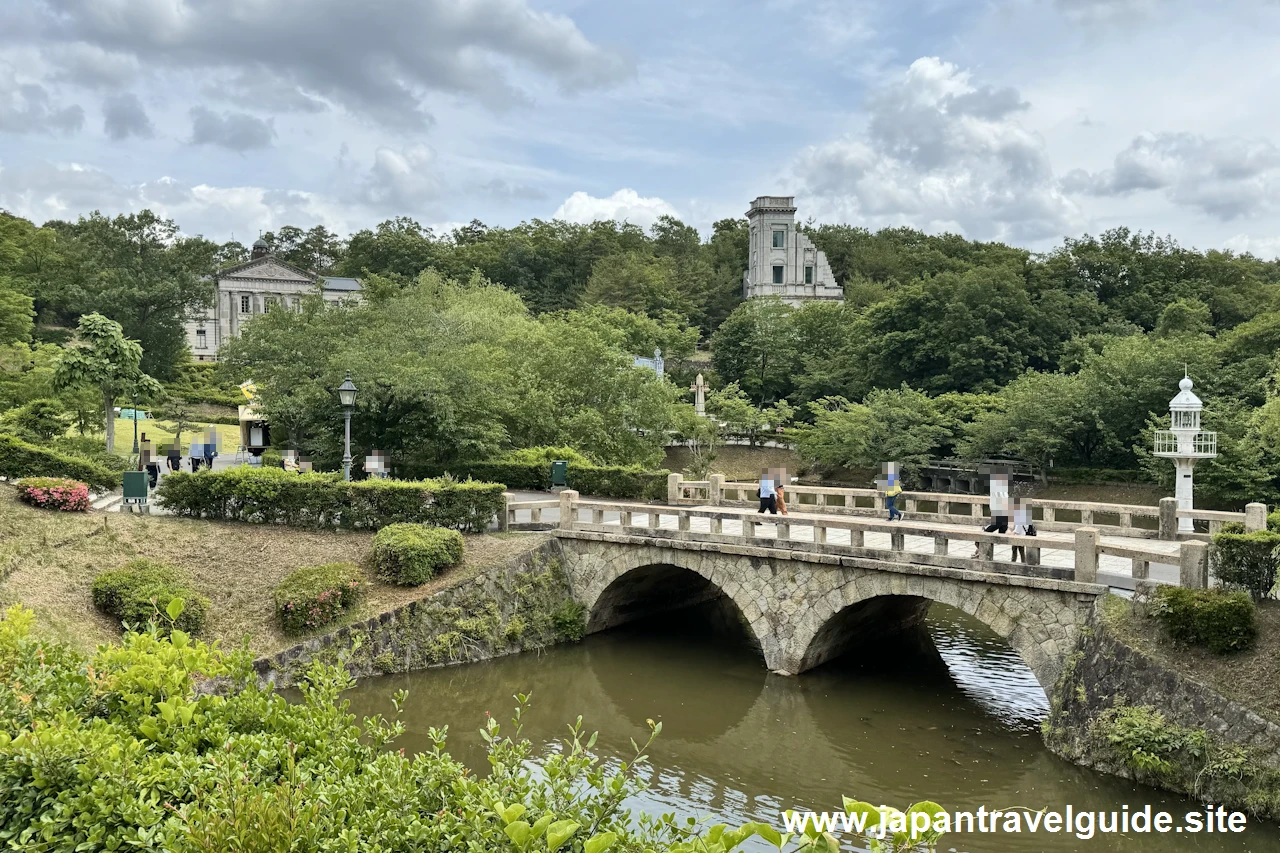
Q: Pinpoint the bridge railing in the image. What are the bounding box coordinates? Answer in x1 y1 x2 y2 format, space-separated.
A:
503 499 560 531
555 492 1209 588
664 474 1263 541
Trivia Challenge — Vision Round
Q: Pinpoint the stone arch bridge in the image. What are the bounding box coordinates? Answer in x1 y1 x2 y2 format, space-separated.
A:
553 531 1102 693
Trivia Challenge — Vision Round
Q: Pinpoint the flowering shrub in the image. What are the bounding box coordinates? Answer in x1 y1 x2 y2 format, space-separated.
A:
14 476 90 512
274 562 364 634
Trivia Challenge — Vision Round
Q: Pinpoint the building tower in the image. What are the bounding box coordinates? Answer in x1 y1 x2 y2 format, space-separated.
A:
1152 374 1217 533
742 196 843 305
251 236 271 260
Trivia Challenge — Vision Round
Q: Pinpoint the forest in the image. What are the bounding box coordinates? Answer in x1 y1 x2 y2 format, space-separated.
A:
4 206 1280 504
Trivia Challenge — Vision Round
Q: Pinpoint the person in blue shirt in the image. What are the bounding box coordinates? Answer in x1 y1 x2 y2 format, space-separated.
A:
757 468 778 515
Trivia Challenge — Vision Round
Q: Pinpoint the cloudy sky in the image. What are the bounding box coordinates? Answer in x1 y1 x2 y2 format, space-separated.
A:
1 0 1279 254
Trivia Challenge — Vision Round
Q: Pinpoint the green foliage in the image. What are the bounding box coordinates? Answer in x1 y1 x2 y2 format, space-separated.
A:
709 298 796 403
1210 528 1280 600
425 459 670 500
91 559 209 636
155 466 505 532
796 388 950 483
0 397 67 440
1101 705 1200 776
369 524 464 586
1148 586 1257 654
274 562 364 634
162 362 243 407
0 283 34 346
551 600 587 642
501 445 594 466
0 432 122 490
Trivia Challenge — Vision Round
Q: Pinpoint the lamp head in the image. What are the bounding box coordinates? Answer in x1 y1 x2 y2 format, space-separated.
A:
337 375 358 408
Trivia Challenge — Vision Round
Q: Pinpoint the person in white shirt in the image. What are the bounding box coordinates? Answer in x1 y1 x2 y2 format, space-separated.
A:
757 468 778 515
974 468 1011 556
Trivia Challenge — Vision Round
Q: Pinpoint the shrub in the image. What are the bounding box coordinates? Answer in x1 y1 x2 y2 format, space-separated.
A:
0 433 122 490
0 399 68 441
274 562 364 634
1149 586 1257 654
1210 527 1280 600
91 559 209 636
501 445 594 466
48 435 131 473
155 466 504 532
15 477 90 512
551 600 587 642
369 524 463 586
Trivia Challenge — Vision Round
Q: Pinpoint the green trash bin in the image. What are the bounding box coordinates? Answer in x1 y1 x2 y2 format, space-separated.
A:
550 460 568 488
122 470 149 506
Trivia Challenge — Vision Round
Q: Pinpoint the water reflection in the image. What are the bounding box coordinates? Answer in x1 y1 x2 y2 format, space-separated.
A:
342 602 1280 853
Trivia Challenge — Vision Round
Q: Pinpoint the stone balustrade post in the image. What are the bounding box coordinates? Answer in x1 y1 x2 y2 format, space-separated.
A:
933 534 948 556
1081 510 1094 526
890 531 905 552
620 510 632 528
850 529 864 548
499 494 511 532
1074 527 1099 583
1042 506 1055 523
776 520 790 540
1132 559 1149 580
1026 547 1041 566
559 490 579 530
1158 497 1178 540
938 500 950 517
814 523 827 544
1245 502 1267 533
591 508 604 525
709 474 725 506
530 507 542 523
667 473 682 505
1179 541 1209 589
678 511 691 533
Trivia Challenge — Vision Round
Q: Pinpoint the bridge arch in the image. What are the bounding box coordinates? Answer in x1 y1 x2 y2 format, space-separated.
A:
568 545 771 657
787 573 1090 693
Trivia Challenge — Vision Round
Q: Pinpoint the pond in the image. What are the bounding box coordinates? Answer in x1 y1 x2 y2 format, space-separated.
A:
343 603 1280 852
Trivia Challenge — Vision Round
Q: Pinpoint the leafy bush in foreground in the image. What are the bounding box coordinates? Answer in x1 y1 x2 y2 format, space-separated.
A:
91 558 209 636
2 604 908 853
369 524 464 585
1148 586 1257 654
15 476 90 512
274 562 364 634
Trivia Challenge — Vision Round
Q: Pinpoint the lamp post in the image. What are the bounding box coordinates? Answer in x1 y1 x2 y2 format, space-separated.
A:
131 391 141 469
337 375 358 481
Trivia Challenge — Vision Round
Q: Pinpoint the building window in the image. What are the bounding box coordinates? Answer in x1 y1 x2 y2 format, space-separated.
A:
196 328 207 349
772 230 785 248
772 265 784 284
240 295 251 313
805 265 814 285
264 296 276 310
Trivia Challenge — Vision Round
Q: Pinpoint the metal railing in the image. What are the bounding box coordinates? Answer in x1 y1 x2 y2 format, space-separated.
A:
1153 430 1218 457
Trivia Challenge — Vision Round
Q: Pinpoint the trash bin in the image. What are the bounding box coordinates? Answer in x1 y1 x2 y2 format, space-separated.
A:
122 471 149 507
550 460 568 488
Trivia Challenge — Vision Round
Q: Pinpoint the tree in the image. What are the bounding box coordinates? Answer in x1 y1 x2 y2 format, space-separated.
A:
0 398 67 440
1154 298 1213 338
0 283 34 345
959 371 1086 481
53 312 161 453
580 252 689 319
706 382 793 446
795 387 951 483
709 298 795 404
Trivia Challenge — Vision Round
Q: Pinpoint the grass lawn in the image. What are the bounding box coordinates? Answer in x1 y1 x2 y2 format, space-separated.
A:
0 486 549 658
105 418 241 456
1103 594 1280 725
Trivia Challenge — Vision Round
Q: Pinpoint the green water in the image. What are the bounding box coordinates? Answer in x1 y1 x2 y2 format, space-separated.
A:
342 604 1280 852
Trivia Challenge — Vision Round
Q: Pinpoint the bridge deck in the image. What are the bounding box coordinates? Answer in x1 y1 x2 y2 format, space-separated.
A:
509 495 1185 589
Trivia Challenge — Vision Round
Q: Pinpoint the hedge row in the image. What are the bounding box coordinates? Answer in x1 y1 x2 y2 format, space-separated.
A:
1210 525 1280 601
1149 586 1257 654
91 559 209 636
274 562 364 634
155 466 504 532
0 433 122 491
411 460 669 501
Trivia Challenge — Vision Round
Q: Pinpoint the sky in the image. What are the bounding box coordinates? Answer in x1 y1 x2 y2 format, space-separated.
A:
1 0 1279 255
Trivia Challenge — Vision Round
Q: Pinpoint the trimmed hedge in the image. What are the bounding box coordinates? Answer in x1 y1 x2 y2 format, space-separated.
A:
15 477 90 512
0 433 122 491
155 466 504 532
369 524 464 586
412 460 669 501
1149 586 1257 654
1210 527 1280 600
91 559 209 636
274 562 364 634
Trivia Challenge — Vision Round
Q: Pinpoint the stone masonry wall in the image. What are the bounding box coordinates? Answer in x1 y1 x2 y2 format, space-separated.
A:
255 539 578 688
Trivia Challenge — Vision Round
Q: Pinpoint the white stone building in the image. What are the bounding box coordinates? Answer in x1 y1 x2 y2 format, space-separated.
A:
742 196 843 305
185 238 361 362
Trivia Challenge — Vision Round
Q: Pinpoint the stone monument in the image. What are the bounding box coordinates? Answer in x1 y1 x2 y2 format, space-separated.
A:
690 373 708 416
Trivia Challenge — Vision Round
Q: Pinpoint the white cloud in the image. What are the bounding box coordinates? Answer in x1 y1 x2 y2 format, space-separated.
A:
791 56 1078 243
552 188 678 229
0 79 84 135
189 106 275 151
1061 131 1280 220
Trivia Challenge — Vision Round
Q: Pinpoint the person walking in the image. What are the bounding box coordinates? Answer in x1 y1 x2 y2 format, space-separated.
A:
188 438 203 472
166 440 181 474
202 427 218 472
974 468 1011 556
774 467 790 515
140 433 160 489
1011 500 1036 563
757 468 778 515
882 463 904 521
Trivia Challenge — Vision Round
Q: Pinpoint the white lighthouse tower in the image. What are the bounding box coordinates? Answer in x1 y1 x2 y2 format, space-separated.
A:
1152 374 1217 533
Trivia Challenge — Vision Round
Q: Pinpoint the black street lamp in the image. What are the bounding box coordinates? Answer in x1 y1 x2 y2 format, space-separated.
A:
337 375 358 481
131 390 141 468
